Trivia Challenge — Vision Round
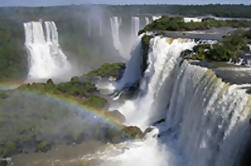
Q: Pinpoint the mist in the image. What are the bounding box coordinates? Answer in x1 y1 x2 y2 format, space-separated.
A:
5 5 152 83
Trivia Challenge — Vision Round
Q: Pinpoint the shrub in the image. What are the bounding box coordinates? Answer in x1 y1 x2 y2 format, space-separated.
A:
86 63 126 80
83 96 108 109
36 141 50 152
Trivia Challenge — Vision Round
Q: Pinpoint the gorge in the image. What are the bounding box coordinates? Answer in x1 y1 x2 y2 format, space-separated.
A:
0 4 250 166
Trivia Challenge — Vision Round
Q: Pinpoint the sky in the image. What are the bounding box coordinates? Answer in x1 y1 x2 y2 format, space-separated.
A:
0 0 250 7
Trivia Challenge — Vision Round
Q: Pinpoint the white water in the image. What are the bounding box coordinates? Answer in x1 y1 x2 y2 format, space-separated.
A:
131 17 140 38
153 16 161 21
113 38 143 91
116 37 197 129
110 17 123 57
106 16 143 90
24 21 71 82
184 17 202 23
100 128 180 166
110 36 251 166
145 17 150 25
165 61 250 166
113 16 143 89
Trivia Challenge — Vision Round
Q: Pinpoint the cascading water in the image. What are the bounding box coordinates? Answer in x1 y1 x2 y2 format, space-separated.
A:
145 17 150 25
165 61 250 166
110 36 251 166
110 16 123 56
114 39 143 90
116 37 197 129
105 16 143 90
24 21 71 82
131 17 140 40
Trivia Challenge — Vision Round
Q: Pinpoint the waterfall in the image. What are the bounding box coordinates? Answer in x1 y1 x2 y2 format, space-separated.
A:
24 21 71 82
131 17 140 39
115 36 251 166
166 60 250 166
145 17 150 25
117 37 197 129
110 17 124 57
115 40 143 90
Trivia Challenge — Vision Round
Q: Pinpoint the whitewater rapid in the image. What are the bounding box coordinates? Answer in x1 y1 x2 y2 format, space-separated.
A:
24 21 71 82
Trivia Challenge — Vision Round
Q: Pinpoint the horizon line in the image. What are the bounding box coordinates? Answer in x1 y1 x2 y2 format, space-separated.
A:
0 3 250 7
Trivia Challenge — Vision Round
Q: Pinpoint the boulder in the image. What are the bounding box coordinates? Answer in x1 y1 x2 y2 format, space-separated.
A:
123 126 143 139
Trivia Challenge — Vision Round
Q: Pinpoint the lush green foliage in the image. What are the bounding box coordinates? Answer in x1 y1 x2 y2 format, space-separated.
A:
141 35 153 73
107 4 251 18
19 77 97 99
18 62 126 108
140 16 251 34
0 19 27 81
82 96 108 109
56 77 97 97
187 30 250 62
0 89 139 158
0 62 140 158
36 141 50 152
243 29 251 43
86 63 126 80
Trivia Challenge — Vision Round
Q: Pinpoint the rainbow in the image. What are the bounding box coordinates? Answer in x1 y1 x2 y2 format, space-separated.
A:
0 82 129 133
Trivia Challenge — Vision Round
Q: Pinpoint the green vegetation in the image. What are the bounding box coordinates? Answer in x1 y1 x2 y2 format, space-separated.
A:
141 35 153 73
105 126 143 143
0 88 129 159
0 141 17 157
186 30 250 62
36 141 50 152
0 86 142 159
107 4 251 18
83 96 108 109
142 35 152 53
139 16 251 34
18 62 126 100
0 19 27 82
243 29 251 43
19 78 97 98
0 61 143 158
56 78 97 97
86 63 126 80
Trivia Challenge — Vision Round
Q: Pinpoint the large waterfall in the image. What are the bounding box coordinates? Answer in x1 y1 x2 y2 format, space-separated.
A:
131 17 140 39
24 21 71 82
166 61 250 166
110 16 148 60
117 37 197 128
112 36 251 166
110 17 123 57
